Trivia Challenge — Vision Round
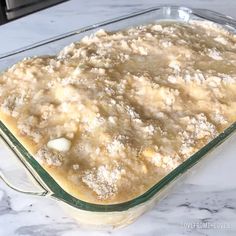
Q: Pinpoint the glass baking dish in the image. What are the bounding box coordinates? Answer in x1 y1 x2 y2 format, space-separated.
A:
0 6 236 229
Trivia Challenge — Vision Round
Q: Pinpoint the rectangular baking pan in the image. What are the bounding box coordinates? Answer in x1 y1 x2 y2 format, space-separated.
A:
0 6 236 229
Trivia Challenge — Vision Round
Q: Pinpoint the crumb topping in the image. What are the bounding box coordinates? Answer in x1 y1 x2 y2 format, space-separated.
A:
82 165 123 199
0 20 236 203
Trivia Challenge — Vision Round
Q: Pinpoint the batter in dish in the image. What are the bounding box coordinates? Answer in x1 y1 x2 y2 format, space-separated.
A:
0 21 236 203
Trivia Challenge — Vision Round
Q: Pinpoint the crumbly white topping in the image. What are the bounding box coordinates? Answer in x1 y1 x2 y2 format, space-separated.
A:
1 93 28 117
107 138 125 157
214 36 227 45
72 164 80 170
190 113 217 139
35 146 63 166
82 165 123 199
169 60 181 72
0 21 235 203
148 152 181 170
179 113 218 158
207 48 223 60
17 117 42 143
212 111 227 124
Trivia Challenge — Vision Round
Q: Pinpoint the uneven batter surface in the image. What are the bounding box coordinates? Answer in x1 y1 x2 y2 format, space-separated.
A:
0 21 236 204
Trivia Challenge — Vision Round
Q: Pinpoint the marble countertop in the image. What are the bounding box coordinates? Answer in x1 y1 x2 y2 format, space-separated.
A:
0 0 236 235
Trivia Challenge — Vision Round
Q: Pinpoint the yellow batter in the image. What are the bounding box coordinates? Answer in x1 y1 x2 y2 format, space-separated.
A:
0 21 236 204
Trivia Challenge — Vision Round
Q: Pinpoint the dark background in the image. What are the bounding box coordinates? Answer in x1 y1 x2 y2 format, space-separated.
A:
0 0 67 25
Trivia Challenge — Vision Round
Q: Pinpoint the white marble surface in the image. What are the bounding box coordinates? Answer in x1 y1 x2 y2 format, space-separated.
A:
0 0 236 235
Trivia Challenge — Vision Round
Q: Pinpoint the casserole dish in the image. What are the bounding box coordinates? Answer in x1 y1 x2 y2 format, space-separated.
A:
0 6 236 229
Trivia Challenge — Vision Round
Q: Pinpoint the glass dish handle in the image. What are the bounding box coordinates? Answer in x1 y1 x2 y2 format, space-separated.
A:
0 140 48 196
193 8 236 28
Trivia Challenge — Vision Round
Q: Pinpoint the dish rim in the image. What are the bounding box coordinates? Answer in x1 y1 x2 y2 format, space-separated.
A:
0 5 236 212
